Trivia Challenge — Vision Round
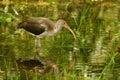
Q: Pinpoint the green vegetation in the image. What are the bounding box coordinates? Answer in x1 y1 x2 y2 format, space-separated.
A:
0 0 120 80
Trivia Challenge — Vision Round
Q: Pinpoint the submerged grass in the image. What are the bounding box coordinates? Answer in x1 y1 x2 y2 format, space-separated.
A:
3 59 19 80
98 53 118 80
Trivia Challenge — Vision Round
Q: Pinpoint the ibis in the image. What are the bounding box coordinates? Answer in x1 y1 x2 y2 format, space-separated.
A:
18 17 76 58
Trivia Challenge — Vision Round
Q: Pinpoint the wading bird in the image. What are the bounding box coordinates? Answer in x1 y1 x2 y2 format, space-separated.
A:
18 17 76 58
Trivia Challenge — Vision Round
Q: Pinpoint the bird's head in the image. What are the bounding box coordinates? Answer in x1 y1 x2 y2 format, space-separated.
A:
58 20 76 40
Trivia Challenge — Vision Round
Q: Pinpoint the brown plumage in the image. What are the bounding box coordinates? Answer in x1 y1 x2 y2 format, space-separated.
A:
18 17 76 39
18 18 54 35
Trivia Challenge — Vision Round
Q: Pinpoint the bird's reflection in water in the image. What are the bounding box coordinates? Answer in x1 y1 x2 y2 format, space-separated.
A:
16 58 59 76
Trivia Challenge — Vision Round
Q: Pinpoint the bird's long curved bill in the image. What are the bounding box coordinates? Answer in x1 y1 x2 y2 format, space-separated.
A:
64 23 76 40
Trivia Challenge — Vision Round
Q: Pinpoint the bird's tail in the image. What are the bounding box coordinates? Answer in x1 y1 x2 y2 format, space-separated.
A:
18 22 23 28
18 21 26 28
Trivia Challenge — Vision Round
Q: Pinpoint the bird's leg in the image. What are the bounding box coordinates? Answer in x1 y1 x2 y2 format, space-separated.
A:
34 36 41 59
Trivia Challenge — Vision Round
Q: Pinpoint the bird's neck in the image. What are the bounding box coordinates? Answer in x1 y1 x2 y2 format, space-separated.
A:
53 22 63 35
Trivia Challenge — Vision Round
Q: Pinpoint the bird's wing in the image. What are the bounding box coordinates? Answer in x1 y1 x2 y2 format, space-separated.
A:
19 18 46 35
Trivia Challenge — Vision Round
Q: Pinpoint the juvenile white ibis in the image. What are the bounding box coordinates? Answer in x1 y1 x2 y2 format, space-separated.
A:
18 17 76 57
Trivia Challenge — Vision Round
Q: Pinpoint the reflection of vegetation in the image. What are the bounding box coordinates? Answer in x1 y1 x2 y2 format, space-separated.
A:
0 0 120 80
